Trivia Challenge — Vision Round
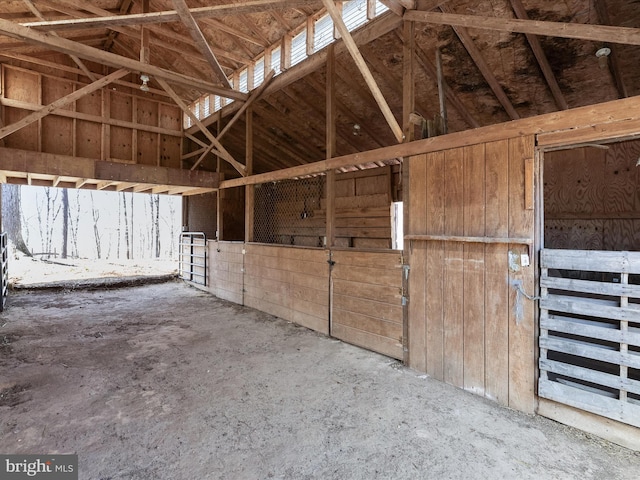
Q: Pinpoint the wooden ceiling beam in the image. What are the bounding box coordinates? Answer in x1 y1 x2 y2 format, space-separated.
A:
509 0 568 110
438 5 519 120
322 0 404 142
0 16 248 101
378 1 405 16
191 70 276 171
157 77 246 176
103 0 133 51
22 0 98 81
594 0 628 99
0 68 129 141
199 17 266 48
405 9 640 46
25 0 323 32
171 0 232 88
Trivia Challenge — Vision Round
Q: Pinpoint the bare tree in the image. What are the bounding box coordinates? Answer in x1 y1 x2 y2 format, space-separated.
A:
36 188 61 258
89 192 102 259
122 192 130 259
154 194 161 258
1 184 31 255
68 190 81 258
61 189 69 258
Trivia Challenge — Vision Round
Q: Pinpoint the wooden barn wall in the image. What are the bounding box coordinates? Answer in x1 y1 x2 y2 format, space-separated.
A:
207 241 244 304
330 249 404 360
184 192 217 240
407 136 536 414
544 141 640 250
0 65 182 167
243 244 330 334
252 166 399 248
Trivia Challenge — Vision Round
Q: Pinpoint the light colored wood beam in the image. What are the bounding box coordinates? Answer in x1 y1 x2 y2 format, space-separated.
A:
0 68 128 141
0 16 247 101
157 78 246 176
438 5 519 120
404 9 640 46
509 0 568 110
22 0 98 81
24 0 323 31
171 0 232 89
322 0 404 143
379 1 405 16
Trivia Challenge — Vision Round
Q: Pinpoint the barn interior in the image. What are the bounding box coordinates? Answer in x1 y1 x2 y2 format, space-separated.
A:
0 0 639 459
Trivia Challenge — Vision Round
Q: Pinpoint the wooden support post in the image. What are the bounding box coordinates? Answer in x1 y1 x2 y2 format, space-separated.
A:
245 107 254 243
325 44 336 249
436 48 447 134
402 19 415 366
322 0 404 143
157 77 246 176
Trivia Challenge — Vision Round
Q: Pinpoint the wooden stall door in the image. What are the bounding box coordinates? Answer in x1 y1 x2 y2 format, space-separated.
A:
407 137 536 413
330 249 404 360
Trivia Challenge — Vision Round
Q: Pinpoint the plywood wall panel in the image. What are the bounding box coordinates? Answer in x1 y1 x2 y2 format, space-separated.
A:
110 92 132 122
42 116 73 156
110 126 133 162
137 130 158 166
76 120 102 159
544 140 640 251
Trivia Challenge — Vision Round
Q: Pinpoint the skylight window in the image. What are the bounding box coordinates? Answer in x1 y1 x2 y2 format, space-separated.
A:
185 0 391 128
271 46 282 75
314 14 334 52
290 30 308 67
254 57 265 87
343 0 367 31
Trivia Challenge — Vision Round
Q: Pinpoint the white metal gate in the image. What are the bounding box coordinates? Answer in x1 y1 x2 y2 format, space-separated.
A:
179 232 207 287
539 249 640 428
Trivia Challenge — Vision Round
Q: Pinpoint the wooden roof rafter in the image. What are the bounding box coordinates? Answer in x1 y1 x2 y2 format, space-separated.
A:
171 0 233 88
438 4 519 120
0 15 248 101
509 0 568 111
322 0 404 143
23 0 325 32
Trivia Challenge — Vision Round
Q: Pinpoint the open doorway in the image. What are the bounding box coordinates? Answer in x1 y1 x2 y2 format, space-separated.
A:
2 184 182 287
539 139 640 429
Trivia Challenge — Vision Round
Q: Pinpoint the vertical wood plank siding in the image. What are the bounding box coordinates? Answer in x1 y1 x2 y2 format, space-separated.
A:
407 136 536 413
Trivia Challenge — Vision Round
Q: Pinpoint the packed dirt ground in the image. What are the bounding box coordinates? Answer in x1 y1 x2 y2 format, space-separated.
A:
1 282 639 479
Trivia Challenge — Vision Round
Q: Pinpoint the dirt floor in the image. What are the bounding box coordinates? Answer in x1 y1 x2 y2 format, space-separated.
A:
1 281 639 479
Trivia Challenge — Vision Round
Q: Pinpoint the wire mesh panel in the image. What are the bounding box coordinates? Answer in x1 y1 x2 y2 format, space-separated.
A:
254 176 326 247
